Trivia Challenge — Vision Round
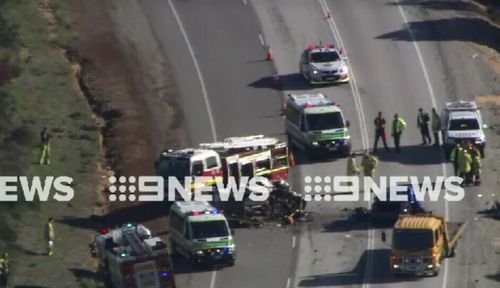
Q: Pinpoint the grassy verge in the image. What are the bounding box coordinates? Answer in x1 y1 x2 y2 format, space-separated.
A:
0 0 103 286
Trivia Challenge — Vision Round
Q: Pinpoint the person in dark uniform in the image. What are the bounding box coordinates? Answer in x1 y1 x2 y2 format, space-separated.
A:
373 111 389 152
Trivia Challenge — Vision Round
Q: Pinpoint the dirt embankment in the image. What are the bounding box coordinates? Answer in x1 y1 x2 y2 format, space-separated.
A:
68 0 190 235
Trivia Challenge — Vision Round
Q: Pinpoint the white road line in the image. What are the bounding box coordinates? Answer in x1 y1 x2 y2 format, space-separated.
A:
168 0 217 141
292 236 296 248
286 277 291 288
318 1 372 287
259 33 266 46
209 270 217 288
395 3 449 288
242 0 248 6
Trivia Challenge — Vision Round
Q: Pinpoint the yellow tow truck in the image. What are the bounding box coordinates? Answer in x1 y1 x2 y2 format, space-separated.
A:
389 213 467 276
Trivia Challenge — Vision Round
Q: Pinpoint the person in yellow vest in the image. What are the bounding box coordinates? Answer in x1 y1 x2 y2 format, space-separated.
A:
347 153 360 176
431 108 441 146
46 218 55 256
469 144 482 185
391 113 407 153
39 127 52 165
0 252 8 287
457 147 472 186
450 143 462 176
361 151 378 178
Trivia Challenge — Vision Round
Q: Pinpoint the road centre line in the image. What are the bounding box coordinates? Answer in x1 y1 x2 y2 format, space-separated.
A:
167 0 217 141
286 277 291 288
259 33 266 46
292 236 296 248
395 3 449 288
317 1 373 287
209 270 217 288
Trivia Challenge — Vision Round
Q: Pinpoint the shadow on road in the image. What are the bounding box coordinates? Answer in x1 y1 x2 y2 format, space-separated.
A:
249 73 337 92
486 272 500 282
298 249 422 286
69 268 104 283
387 0 479 12
376 17 500 53
377 144 445 165
60 201 170 231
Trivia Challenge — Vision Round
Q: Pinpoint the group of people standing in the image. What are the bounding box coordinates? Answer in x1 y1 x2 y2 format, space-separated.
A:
450 142 482 185
373 107 442 153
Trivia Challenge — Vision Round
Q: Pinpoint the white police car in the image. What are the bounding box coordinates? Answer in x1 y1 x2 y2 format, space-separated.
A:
442 101 487 158
299 43 349 84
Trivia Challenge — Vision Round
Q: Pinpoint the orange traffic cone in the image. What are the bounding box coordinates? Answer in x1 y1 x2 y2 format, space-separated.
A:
266 46 273 61
289 150 296 167
339 48 344 55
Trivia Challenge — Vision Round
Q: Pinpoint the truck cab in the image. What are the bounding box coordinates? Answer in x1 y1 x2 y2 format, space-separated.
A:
169 201 236 266
285 93 351 157
441 101 487 158
390 214 466 276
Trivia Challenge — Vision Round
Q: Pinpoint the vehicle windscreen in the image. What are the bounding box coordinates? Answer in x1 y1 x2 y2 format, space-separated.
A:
157 157 190 179
393 229 434 249
449 119 480 130
310 52 340 63
306 112 344 131
190 220 229 239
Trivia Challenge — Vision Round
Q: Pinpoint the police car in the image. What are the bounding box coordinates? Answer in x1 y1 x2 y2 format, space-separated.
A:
285 93 351 157
299 43 349 84
441 101 487 158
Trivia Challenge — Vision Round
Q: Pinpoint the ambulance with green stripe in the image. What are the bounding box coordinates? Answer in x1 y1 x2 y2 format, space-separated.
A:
285 93 351 156
169 201 235 266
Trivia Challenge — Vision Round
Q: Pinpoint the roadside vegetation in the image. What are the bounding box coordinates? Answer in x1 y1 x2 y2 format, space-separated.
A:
0 0 104 286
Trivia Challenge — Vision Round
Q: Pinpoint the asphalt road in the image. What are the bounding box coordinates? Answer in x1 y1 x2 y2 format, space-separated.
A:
136 0 496 287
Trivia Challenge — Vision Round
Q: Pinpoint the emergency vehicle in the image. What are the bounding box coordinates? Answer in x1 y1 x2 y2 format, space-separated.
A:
300 43 349 84
93 223 175 288
169 201 235 266
442 101 487 158
155 135 289 198
285 93 351 156
388 214 467 276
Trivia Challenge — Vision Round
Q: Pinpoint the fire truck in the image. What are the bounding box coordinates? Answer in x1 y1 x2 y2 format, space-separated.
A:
93 223 175 288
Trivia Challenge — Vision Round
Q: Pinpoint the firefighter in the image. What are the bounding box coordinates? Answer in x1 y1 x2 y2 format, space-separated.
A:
417 108 431 145
470 144 482 185
373 111 389 152
391 113 407 153
347 153 360 176
361 151 378 178
450 143 462 176
431 108 441 146
39 127 52 165
0 252 7 287
46 218 55 256
457 147 472 186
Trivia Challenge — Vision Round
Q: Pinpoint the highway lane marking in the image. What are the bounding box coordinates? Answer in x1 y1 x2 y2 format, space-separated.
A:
167 0 218 141
292 236 296 248
286 277 291 288
242 0 248 6
395 3 449 288
209 270 217 288
259 33 266 46
318 1 373 287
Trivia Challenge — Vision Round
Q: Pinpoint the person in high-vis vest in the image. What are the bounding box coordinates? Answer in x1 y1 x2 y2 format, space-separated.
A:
431 108 441 146
450 144 462 176
470 144 482 185
391 113 407 153
46 218 55 256
347 153 360 176
457 147 472 186
361 151 378 178
0 252 8 287
39 127 52 165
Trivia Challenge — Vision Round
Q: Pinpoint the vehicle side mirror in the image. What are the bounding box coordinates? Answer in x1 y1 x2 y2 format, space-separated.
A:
345 120 350 128
381 231 386 242
482 124 488 129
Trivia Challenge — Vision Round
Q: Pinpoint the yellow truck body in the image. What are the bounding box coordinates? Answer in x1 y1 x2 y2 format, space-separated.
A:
390 214 467 276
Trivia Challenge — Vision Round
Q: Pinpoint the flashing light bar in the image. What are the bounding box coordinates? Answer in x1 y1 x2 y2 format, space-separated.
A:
299 101 339 109
100 227 109 235
190 209 220 216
